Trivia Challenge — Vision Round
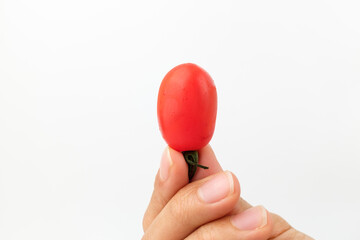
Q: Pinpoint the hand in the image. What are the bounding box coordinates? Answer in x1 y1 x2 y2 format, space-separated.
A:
142 145 313 240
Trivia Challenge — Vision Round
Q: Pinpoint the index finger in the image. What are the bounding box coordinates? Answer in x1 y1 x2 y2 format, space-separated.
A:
194 145 252 214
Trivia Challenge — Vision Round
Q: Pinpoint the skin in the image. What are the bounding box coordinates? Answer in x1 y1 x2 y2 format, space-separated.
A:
142 145 314 240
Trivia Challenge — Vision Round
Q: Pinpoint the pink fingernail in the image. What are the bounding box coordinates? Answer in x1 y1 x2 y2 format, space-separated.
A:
159 147 172 181
197 171 234 203
231 206 268 230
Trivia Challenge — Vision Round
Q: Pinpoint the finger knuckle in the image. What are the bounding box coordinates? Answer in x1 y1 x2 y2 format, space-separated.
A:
274 228 311 240
192 225 216 240
142 214 149 232
142 189 169 231
169 187 197 225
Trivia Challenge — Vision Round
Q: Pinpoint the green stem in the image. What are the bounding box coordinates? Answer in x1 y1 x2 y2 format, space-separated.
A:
182 150 209 181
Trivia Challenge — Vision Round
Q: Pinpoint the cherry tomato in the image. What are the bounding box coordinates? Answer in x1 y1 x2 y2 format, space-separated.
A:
157 63 217 152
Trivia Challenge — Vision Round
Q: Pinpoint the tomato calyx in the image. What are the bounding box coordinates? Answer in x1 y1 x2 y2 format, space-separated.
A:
182 151 209 181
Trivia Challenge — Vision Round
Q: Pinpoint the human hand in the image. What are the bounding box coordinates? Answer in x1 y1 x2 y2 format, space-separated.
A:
142 145 313 239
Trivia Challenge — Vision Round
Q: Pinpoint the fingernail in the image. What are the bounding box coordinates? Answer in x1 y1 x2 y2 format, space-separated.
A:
231 206 268 230
197 171 234 203
160 147 172 181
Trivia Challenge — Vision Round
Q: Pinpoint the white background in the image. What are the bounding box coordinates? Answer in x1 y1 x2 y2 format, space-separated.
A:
1 0 359 239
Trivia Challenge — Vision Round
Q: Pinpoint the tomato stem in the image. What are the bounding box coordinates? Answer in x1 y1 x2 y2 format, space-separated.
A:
182 150 209 181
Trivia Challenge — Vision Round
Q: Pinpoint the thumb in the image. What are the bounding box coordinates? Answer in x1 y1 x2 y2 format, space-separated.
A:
143 144 222 231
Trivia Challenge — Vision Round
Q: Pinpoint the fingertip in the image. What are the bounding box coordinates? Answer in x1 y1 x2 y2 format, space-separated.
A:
159 147 172 182
155 146 188 189
167 146 187 172
229 171 241 198
192 144 223 181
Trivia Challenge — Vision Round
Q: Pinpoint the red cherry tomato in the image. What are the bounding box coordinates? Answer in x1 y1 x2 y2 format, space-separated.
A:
157 63 217 152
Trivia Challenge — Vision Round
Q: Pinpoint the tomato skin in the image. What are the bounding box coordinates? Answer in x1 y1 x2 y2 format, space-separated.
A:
157 63 217 152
